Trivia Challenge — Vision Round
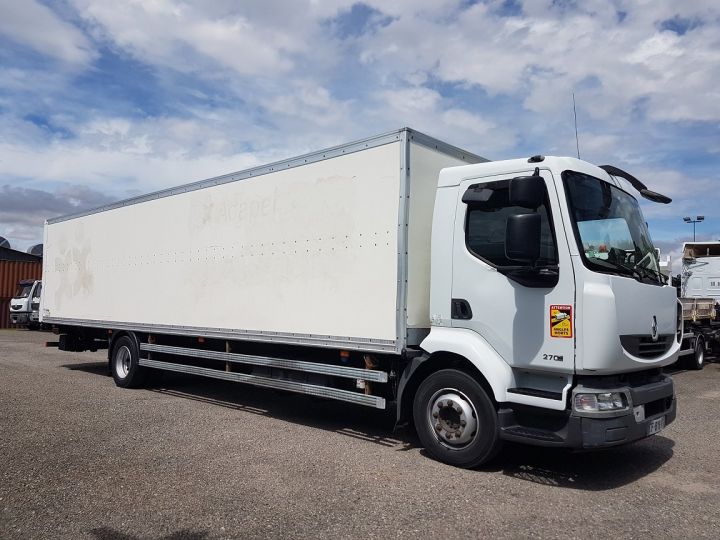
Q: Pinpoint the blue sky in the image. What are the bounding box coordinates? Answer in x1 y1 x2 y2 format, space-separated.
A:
0 0 718 270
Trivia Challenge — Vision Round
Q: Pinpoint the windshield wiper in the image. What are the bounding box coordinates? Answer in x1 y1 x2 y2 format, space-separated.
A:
587 257 640 279
589 257 662 284
632 263 665 284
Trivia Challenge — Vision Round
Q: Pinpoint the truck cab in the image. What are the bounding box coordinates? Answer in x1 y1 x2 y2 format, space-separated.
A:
10 279 42 329
415 156 678 465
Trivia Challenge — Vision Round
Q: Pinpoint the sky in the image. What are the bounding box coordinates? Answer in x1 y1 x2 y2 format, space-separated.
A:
0 0 718 271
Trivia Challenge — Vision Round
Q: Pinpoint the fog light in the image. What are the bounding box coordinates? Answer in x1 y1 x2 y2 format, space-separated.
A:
574 392 626 412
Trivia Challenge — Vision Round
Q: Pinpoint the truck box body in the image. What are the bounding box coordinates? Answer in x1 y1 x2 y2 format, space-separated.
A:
681 242 720 304
42 129 483 353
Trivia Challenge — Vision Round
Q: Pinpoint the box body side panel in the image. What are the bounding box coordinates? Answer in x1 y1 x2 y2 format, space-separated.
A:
43 143 401 346
406 142 474 329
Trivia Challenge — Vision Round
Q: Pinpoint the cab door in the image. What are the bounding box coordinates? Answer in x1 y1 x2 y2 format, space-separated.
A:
450 169 575 373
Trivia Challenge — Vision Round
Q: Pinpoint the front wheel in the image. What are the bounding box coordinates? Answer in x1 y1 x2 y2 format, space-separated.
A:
111 335 147 388
687 337 705 370
413 369 501 468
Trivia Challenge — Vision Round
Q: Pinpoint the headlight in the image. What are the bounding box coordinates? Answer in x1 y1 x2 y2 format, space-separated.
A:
574 392 627 412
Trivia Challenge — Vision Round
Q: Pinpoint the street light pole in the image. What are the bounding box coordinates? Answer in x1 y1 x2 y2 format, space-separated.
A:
683 216 705 241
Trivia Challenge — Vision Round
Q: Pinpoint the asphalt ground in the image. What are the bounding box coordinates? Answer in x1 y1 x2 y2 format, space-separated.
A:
1 329 719 540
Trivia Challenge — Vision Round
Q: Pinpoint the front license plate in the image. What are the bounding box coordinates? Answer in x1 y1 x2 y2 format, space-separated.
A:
647 416 665 436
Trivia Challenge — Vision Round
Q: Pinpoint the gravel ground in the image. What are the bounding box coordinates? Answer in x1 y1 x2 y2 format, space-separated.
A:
1 329 719 540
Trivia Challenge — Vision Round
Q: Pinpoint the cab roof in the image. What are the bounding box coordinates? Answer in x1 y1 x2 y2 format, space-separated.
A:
437 156 617 188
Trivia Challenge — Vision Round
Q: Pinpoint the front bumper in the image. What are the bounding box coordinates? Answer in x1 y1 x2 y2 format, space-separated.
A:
499 373 676 449
10 312 30 325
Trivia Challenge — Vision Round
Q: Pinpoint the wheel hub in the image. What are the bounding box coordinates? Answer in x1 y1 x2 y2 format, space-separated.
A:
429 391 478 447
115 345 131 378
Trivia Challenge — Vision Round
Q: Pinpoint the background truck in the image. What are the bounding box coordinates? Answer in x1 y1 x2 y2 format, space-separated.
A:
676 242 720 369
10 279 42 329
43 128 680 467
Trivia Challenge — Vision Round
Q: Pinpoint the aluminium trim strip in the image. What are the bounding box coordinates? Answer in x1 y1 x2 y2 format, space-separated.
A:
46 128 486 225
395 130 411 354
140 342 388 382
138 357 386 409
43 317 399 353
408 130 488 164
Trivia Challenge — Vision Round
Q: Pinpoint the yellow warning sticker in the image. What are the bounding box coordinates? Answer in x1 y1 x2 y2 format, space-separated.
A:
550 305 573 338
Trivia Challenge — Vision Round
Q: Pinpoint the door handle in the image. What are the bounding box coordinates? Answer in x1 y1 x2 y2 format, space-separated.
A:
451 299 473 320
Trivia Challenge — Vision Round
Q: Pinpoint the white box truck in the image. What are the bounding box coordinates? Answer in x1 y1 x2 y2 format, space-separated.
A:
43 128 680 467
9 279 42 329
680 242 720 303
676 242 720 369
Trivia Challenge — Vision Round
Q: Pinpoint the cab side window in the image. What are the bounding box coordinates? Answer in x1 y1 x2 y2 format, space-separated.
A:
464 179 557 267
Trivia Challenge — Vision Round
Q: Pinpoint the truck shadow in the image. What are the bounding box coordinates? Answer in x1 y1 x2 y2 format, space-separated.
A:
488 436 674 491
64 362 675 487
151 372 415 451
63 361 109 376
62 363 415 451
90 526 208 540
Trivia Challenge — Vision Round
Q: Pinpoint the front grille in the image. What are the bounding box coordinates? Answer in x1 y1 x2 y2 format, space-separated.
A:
619 334 673 359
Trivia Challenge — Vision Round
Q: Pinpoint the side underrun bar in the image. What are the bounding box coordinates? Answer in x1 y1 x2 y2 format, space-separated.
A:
138 357 387 409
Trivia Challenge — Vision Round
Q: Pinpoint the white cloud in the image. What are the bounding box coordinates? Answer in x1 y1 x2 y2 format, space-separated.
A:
0 0 95 65
72 0 329 76
355 0 720 123
1 0 719 250
0 114 263 191
259 80 352 128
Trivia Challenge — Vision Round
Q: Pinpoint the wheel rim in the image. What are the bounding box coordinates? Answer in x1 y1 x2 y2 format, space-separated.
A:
115 345 132 379
696 345 704 367
427 388 479 450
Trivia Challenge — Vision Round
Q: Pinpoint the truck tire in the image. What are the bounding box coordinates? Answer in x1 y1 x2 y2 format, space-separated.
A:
111 335 147 388
688 336 705 371
413 369 501 468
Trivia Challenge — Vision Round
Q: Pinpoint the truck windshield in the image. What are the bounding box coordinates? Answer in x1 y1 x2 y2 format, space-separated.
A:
14 284 33 298
563 171 663 284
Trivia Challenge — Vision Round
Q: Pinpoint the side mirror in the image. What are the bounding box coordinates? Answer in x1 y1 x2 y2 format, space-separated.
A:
506 213 541 264
509 172 545 209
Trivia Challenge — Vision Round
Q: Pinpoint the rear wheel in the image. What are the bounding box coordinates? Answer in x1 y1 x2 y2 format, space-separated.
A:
413 369 501 468
111 335 146 388
687 336 705 370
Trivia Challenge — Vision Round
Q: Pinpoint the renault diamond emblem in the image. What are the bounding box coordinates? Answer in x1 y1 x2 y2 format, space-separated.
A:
651 315 659 342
